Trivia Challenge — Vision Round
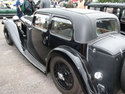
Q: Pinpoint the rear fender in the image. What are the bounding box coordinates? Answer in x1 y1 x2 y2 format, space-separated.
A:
2 18 23 53
46 45 97 94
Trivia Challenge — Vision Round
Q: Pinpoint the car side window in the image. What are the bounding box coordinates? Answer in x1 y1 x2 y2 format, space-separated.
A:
112 8 120 17
51 17 73 40
121 10 125 22
34 14 50 32
89 7 95 10
106 8 113 13
95 7 101 11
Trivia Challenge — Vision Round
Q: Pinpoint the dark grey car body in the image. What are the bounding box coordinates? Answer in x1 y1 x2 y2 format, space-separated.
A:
2 8 125 94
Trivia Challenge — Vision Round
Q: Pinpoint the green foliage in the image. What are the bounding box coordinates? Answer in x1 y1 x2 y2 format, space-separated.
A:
98 0 107 2
98 0 125 3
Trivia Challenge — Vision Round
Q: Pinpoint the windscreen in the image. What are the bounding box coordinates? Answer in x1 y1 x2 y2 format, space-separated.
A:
96 19 118 35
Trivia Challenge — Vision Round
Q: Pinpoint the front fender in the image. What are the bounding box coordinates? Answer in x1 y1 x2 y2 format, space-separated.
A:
46 45 97 94
2 18 23 53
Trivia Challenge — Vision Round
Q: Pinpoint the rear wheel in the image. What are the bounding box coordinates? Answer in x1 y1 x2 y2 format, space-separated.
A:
50 56 82 94
3 26 13 45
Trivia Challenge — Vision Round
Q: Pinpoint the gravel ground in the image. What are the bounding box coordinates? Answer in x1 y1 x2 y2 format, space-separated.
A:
0 19 61 94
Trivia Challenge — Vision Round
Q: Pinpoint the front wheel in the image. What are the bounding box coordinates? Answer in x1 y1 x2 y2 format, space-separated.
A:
50 56 82 94
3 26 13 45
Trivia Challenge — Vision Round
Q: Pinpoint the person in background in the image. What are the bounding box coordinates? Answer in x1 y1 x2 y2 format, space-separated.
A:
35 0 40 9
51 0 58 8
84 0 91 9
77 0 85 9
16 0 23 18
66 0 74 8
40 0 51 8
58 0 67 8
0 2 2 9
24 0 35 15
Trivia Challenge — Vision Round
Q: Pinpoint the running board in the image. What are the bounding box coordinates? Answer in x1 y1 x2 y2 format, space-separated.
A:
23 50 46 73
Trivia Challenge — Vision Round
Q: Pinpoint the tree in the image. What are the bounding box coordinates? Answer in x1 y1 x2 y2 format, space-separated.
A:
98 0 108 2
98 0 125 2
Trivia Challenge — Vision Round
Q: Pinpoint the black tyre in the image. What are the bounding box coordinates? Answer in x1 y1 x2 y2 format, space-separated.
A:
50 56 82 94
121 61 125 92
3 26 13 45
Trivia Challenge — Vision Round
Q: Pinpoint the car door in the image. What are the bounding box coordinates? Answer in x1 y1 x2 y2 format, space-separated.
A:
27 14 83 65
27 13 51 65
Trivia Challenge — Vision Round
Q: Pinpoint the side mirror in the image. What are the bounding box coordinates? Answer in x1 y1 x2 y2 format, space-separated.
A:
13 16 19 22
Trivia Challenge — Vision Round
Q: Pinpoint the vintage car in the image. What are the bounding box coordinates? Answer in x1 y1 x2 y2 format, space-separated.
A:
2 8 125 94
88 3 125 32
0 3 16 18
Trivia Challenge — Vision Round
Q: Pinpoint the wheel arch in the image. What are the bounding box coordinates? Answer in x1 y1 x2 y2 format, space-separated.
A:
46 45 97 94
2 18 24 53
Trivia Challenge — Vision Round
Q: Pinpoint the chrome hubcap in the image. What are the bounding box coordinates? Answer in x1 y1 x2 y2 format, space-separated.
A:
4 32 7 38
57 72 65 81
54 62 74 90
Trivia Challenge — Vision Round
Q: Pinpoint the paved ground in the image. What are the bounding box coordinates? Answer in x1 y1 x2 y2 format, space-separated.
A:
0 19 61 94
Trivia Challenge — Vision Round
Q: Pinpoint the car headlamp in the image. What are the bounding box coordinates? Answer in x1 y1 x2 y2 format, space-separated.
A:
94 72 103 81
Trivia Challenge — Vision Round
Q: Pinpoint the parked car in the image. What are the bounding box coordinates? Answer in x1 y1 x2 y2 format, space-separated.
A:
88 3 125 33
0 3 16 18
2 8 125 94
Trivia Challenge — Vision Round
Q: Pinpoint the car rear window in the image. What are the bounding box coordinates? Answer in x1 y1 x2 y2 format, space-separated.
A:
96 19 118 35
